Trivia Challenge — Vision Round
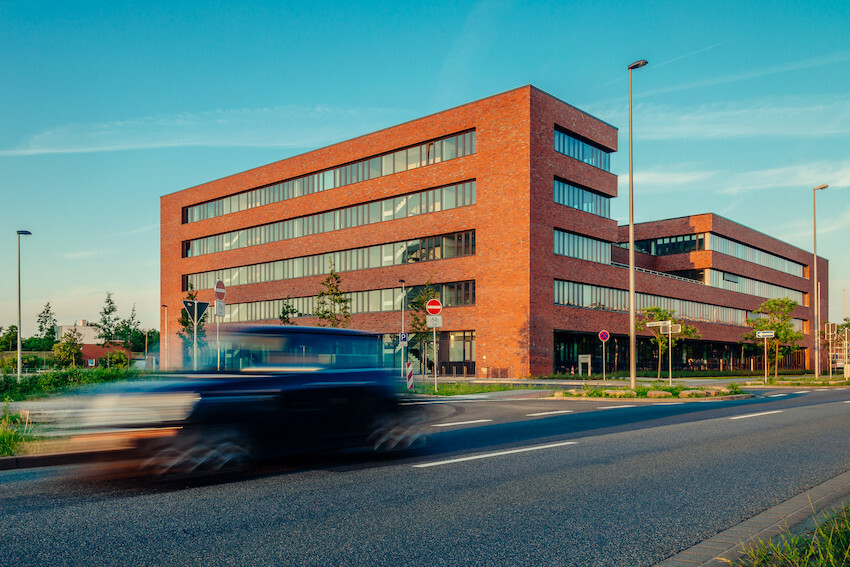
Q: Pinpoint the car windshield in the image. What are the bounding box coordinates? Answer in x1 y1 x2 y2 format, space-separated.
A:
199 329 384 372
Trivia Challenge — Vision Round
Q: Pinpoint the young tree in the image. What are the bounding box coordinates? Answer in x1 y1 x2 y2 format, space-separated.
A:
116 304 145 352
36 302 58 351
177 284 208 358
53 328 84 368
637 306 700 380
94 292 120 348
0 325 17 351
741 297 804 380
408 280 439 375
314 260 351 328
279 297 298 325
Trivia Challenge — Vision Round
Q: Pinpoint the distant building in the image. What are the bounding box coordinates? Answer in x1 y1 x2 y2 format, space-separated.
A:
54 320 99 344
160 85 826 376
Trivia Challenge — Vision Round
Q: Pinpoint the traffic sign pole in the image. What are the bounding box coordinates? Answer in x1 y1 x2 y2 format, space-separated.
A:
215 280 225 372
598 330 609 381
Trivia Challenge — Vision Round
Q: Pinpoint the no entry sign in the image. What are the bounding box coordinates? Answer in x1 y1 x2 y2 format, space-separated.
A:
426 299 443 315
215 280 226 301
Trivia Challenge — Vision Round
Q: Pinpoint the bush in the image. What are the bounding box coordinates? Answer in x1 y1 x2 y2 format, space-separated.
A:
0 367 140 402
0 400 32 456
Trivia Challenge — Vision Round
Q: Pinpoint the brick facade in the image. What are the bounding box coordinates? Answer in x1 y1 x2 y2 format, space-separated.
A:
160 86 825 375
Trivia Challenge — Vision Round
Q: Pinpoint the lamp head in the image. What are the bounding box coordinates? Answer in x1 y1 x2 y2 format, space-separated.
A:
17 230 32 236
813 184 829 191
628 60 649 70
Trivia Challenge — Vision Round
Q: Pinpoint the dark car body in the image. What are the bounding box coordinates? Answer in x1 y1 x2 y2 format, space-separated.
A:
57 326 424 476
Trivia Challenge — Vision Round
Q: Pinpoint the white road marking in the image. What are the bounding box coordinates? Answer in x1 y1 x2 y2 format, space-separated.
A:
768 393 788 398
413 441 579 468
730 410 784 420
793 391 810 394
431 419 493 428
597 405 636 409
526 410 574 417
653 402 685 406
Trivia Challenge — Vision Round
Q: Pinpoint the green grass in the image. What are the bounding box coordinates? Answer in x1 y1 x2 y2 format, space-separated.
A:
408 383 541 396
0 367 141 402
0 400 33 457
726 505 850 566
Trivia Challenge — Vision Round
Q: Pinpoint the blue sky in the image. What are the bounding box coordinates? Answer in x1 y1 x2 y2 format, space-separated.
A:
1 0 848 336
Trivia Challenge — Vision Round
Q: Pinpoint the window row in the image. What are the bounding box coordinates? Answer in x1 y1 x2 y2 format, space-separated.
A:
554 128 611 172
707 269 805 305
184 181 476 258
221 281 476 323
554 179 610 218
630 233 706 256
184 130 477 224
554 229 611 264
186 230 476 291
709 234 805 278
554 279 804 332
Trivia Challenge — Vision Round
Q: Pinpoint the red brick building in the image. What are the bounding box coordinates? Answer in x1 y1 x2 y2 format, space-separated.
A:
160 85 826 376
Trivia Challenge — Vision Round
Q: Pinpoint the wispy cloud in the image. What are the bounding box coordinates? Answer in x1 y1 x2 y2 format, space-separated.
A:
61 250 104 260
641 49 850 98
617 159 850 197
114 224 157 237
0 105 408 157
592 94 850 141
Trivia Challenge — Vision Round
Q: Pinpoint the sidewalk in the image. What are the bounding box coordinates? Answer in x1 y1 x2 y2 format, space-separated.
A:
654 468 850 566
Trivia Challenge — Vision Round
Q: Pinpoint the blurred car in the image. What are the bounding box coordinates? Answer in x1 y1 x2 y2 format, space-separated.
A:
50 326 426 477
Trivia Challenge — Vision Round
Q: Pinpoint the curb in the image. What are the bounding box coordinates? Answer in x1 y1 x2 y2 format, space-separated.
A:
654 468 850 566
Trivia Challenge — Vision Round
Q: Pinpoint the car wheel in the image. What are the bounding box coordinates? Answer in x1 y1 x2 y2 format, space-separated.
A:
367 412 429 453
140 425 255 477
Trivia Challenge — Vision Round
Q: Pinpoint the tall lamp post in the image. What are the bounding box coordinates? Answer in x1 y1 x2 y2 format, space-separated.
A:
628 59 648 390
17 230 32 380
812 183 828 379
161 304 168 371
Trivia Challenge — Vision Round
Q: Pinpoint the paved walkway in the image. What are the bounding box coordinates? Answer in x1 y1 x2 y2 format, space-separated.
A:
654 468 850 566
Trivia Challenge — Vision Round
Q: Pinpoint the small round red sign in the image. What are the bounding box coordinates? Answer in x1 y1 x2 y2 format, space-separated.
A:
215 280 226 301
426 299 443 315
598 330 609 342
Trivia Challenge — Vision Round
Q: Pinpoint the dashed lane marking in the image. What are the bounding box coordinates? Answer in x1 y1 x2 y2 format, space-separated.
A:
730 410 784 420
526 410 574 417
413 441 578 468
597 405 636 410
431 419 493 428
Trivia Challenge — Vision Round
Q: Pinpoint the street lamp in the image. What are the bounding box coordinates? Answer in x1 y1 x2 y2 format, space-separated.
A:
813 183 828 379
17 230 32 380
399 279 406 384
161 304 168 371
628 59 648 390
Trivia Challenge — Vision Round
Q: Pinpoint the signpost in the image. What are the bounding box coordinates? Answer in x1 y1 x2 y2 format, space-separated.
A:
598 330 609 380
182 300 210 371
425 299 443 391
756 330 775 384
646 320 682 385
214 280 226 370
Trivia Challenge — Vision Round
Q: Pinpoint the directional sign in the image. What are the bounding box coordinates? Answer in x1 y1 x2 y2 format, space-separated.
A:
598 330 610 342
646 321 667 328
756 330 775 339
182 300 210 323
426 299 443 315
214 280 226 301
669 324 682 334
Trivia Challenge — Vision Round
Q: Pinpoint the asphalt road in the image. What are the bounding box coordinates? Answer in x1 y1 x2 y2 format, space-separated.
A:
2 387 849 566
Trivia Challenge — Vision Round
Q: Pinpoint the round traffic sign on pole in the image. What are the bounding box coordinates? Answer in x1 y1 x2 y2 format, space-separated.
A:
426 299 443 315
598 330 609 342
215 280 226 301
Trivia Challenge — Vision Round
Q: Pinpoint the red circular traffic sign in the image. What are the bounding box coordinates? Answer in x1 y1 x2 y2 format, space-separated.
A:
215 280 226 301
426 299 443 315
598 330 609 342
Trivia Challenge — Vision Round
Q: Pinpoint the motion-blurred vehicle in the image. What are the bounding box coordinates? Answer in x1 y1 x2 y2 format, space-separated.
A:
48 326 426 477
